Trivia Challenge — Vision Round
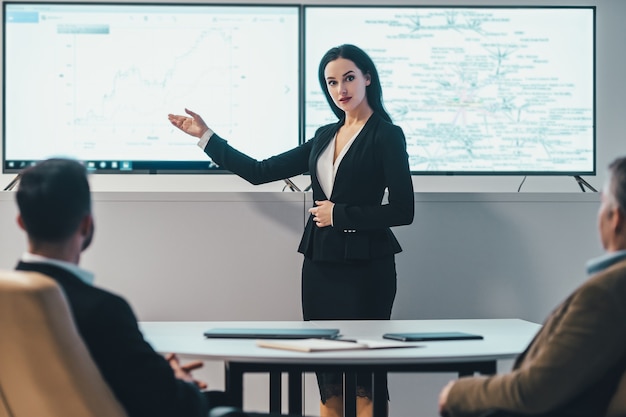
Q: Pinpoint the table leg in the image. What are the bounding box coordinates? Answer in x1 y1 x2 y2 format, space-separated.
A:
288 371 302 415
269 371 281 413
225 363 244 409
344 371 357 417
372 371 387 417
226 360 497 415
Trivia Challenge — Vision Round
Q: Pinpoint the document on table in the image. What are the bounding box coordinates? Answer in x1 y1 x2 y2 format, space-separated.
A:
256 338 421 352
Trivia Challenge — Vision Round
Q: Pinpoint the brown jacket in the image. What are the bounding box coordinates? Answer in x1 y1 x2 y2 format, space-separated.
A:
446 259 626 417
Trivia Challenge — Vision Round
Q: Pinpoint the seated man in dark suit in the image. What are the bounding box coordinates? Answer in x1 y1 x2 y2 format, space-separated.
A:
438 156 626 417
13 158 250 417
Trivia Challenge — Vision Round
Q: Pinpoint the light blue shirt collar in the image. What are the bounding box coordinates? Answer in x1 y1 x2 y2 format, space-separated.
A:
21 252 95 285
586 250 626 276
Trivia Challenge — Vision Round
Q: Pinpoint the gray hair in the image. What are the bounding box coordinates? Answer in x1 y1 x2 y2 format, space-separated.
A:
607 157 626 213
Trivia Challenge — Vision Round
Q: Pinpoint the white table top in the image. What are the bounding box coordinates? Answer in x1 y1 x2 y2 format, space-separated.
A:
139 319 540 365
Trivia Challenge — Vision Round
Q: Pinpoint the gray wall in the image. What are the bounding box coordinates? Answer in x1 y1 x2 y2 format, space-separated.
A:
0 191 601 324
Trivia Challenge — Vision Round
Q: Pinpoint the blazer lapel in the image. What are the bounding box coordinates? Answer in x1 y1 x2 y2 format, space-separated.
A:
328 115 376 201
310 122 340 201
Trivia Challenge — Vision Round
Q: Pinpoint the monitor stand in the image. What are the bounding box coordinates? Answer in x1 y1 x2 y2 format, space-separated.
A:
573 175 597 192
3 173 21 191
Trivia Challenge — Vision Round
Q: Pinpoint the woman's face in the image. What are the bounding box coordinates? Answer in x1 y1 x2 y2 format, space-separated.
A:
323 57 371 115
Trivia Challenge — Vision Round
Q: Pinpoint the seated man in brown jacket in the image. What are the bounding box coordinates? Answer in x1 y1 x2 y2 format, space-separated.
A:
438 156 626 417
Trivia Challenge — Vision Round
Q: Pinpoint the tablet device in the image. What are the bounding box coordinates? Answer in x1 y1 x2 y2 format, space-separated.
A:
203 328 340 339
382 332 483 342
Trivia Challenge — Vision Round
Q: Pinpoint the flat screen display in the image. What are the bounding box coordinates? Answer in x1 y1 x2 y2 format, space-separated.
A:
2 2 300 173
305 6 596 175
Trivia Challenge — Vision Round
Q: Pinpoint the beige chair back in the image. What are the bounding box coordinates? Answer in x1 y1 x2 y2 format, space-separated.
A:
0 270 128 417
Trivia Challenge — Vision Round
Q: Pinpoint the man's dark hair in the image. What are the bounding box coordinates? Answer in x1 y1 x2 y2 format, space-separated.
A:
16 158 91 242
608 157 626 214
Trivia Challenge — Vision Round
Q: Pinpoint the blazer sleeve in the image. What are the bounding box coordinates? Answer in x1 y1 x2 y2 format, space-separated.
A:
332 123 414 230
444 279 626 417
204 133 312 185
82 293 208 417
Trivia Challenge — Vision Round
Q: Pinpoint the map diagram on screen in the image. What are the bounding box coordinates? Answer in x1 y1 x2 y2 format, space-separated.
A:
305 7 594 173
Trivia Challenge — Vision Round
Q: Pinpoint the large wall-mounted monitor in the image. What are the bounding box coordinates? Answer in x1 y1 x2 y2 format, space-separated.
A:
305 6 596 175
2 2 300 173
3 3 596 176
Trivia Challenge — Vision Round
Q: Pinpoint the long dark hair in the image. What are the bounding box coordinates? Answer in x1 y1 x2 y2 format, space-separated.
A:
317 44 392 123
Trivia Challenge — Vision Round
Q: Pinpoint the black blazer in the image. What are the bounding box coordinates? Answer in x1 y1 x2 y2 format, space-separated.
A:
15 261 208 417
204 113 415 262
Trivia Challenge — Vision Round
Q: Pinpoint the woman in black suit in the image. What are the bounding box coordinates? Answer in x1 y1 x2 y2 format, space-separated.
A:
169 44 414 417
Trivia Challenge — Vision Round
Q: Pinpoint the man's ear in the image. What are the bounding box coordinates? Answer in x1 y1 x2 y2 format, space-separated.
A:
79 214 93 236
16 214 26 231
79 214 95 252
615 207 625 233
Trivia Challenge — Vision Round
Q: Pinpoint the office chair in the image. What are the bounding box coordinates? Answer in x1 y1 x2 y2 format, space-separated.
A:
0 270 129 417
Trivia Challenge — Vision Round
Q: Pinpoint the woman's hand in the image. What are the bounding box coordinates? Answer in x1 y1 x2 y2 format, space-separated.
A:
168 108 210 139
309 200 334 228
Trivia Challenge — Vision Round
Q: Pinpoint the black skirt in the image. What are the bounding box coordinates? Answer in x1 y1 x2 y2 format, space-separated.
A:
301 255 397 402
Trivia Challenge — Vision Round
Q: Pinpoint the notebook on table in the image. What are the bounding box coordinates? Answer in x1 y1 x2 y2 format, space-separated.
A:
382 332 483 342
256 338 420 352
203 327 341 339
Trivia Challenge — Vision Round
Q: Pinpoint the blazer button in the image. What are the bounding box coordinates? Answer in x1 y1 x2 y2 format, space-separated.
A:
343 229 356 233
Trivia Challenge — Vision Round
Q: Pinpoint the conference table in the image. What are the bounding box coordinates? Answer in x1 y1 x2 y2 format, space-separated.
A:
140 319 540 417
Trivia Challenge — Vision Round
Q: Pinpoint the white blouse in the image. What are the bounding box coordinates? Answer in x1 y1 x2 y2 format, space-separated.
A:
316 126 363 199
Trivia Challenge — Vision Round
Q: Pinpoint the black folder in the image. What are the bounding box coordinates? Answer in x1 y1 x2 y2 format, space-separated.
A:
382 332 483 342
203 327 340 339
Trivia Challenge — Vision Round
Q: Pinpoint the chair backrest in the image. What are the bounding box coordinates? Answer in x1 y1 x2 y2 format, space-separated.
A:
0 270 128 417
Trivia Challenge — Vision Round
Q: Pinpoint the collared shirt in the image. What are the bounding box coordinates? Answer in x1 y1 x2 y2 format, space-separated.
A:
585 250 626 276
21 252 95 285
198 128 215 150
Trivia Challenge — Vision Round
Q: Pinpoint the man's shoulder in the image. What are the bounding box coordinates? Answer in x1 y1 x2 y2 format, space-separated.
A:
588 258 626 290
572 258 626 316
16 261 131 314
